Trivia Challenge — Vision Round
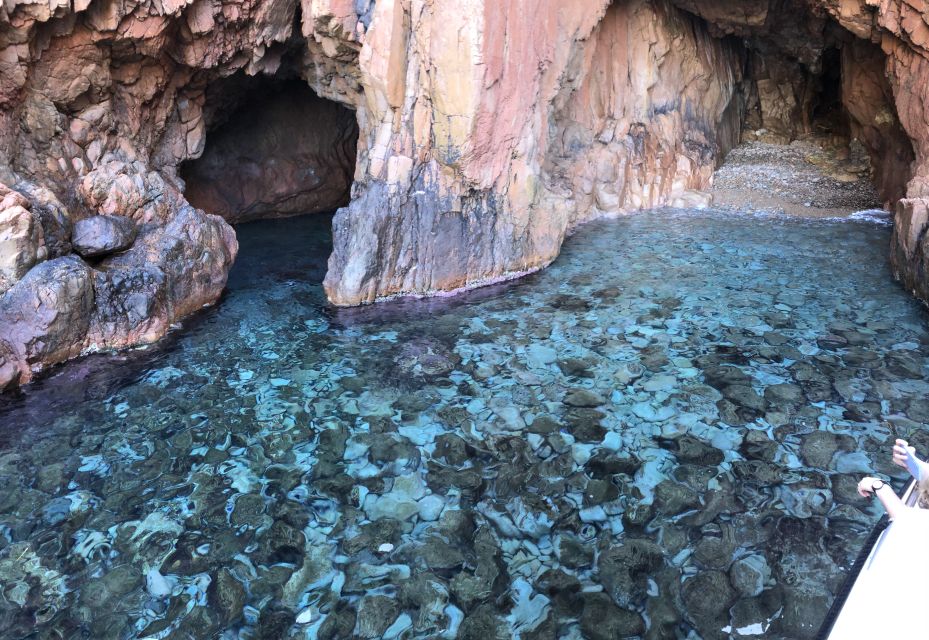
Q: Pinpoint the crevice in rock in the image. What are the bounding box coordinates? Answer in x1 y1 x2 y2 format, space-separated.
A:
180 74 358 224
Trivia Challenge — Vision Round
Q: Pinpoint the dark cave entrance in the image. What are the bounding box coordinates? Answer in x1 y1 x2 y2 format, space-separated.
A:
739 45 854 144
723 28 914 207
810 47 848 138
180 74 358 226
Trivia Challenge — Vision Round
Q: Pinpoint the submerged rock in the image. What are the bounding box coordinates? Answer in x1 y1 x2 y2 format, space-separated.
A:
393 338 459 380
729 554 772 597
681 570 737 633
799 431 855 469
356 595 399 639
207 569 245 625
598 539 665 608
562 389 605 408
579 592 644 640
457 603 508 640
318 604 357 640
659 433 724 466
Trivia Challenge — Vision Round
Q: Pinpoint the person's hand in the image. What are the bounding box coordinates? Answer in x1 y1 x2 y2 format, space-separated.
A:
892 439 921 479
857 476 881 498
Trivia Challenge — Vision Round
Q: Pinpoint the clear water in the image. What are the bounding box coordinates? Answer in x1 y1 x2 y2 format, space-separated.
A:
1 210 926 640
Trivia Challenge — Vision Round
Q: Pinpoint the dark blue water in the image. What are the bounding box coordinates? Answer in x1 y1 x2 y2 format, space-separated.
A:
0 210 925 639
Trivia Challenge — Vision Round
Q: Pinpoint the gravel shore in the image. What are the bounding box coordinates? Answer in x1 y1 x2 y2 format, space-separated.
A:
711 137 882 218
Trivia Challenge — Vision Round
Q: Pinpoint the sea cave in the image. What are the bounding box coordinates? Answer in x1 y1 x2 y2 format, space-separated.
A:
1 0 928 638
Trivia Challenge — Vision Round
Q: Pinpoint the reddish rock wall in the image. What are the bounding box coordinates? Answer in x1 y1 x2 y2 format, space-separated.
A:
323 0 746 305
0 0 362 388
546 0 745 225
804 0 929 301
2 0 929 388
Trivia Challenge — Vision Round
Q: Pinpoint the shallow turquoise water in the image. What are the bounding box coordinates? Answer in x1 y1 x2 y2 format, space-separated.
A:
0 209 926 639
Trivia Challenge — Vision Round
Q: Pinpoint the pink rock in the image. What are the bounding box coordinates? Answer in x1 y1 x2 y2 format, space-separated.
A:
0 256 94 390
71 214 137 258
0 204 43 293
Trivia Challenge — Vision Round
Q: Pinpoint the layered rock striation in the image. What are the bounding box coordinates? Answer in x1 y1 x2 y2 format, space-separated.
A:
2 0 929 388
325 0 747 305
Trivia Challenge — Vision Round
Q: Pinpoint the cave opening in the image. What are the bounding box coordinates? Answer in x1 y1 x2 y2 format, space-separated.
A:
713 21 914 213
180 72 359 230
806 47 847 141
738 45 855 147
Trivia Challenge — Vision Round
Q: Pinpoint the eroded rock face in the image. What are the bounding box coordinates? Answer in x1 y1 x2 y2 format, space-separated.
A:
0 203 42 293
0 256 94 388
0 0 337 387
325 0 747 304
2 0 929 386
798 0 929 302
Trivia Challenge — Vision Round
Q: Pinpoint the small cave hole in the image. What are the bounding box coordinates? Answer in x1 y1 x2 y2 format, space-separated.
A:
180 76 358 225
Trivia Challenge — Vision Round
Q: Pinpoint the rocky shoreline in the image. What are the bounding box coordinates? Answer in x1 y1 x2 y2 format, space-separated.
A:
4 0 929 389
711 138 882 219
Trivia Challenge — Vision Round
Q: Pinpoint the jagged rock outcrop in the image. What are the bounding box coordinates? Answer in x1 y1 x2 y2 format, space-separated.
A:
2 0 929 388
0 256 94 389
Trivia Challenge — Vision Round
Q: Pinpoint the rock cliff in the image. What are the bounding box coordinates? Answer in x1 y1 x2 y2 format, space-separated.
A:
1 0 928 388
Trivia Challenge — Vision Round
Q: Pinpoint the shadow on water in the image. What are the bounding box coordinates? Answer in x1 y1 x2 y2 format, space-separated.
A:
0 214 335 433
0 211 538 431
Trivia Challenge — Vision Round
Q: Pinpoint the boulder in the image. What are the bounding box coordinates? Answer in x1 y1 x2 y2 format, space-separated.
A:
799 430 855 469
355 595 399 639
681 570 737 634
579 592 645 640
0 202 43 293
729 554 772 597
0 255 94 389
562 389 606 408
598 538 665 608
71 215 137 258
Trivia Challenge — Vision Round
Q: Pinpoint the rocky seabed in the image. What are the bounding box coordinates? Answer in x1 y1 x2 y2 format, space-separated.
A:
0 211 926 639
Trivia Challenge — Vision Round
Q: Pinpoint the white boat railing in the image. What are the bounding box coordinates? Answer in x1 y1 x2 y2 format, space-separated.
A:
817 478 925 639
